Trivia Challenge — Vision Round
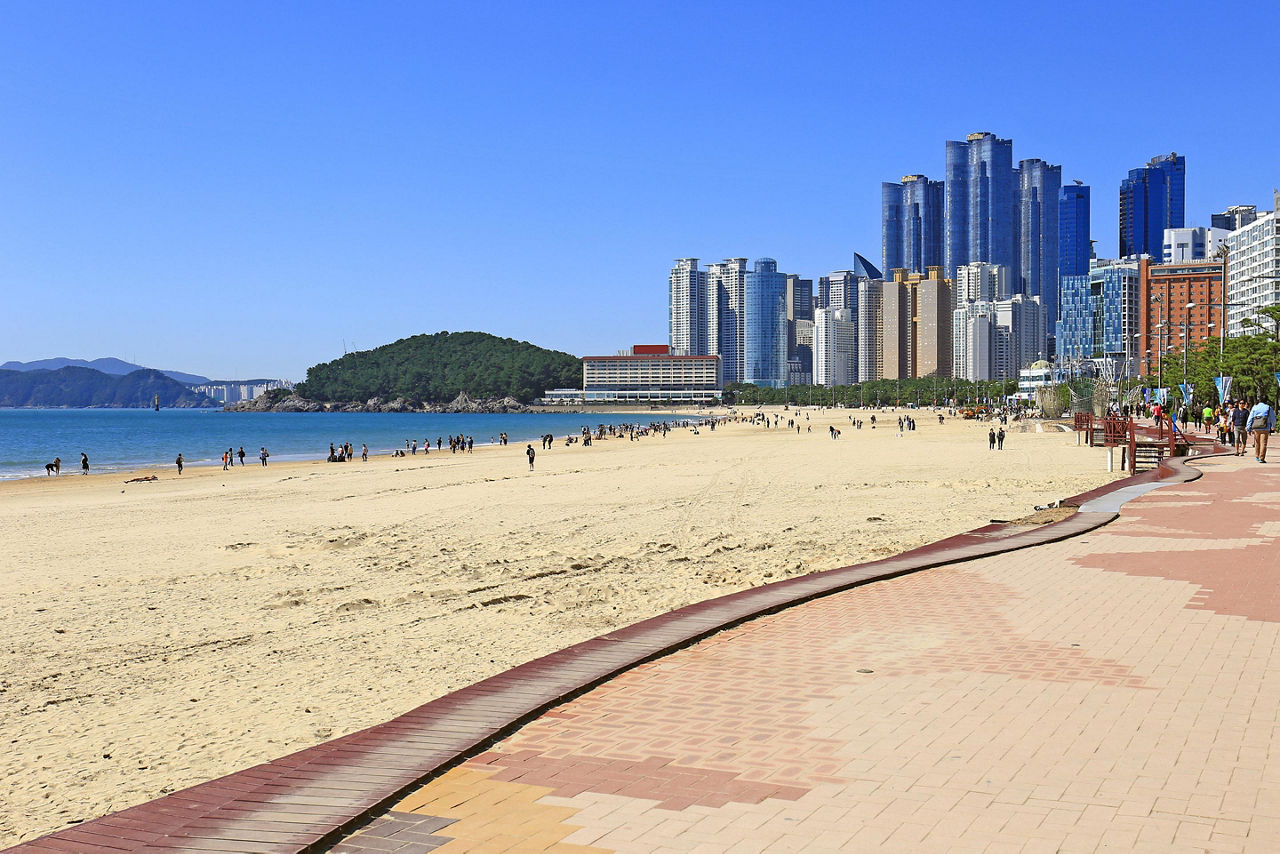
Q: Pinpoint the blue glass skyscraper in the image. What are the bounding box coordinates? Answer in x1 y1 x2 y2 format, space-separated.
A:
944 132 1017 280
1059 184 1091 277
881 175 943 276
743 258 788 388
1119 152 1185 258
1018 158 1061 331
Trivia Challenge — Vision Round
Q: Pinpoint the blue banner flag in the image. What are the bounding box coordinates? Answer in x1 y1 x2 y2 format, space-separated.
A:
1179 383 1193 406
1215 376 1232 404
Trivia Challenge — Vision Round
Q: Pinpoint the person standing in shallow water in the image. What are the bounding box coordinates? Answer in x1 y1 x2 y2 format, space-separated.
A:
526 444 535 471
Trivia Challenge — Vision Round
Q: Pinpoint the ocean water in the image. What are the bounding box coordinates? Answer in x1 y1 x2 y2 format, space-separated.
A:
0 409 659 479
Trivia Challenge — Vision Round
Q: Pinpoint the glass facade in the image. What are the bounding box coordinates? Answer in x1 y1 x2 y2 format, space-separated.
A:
1018 159 1061 333
743 258 788 388
944 132 1017 280
1055 263 1139 374
881 175 944 276
1059 184 1091 278
1119 153 1185 259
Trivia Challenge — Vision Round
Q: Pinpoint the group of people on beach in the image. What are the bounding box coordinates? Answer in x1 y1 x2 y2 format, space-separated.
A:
43 453 88 476
1147 397 1275 463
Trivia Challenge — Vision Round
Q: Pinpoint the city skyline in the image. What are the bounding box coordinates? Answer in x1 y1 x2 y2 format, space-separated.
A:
3 2 1278 379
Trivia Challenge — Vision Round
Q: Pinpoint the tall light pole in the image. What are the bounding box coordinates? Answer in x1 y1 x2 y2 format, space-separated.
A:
1182 301 1197 387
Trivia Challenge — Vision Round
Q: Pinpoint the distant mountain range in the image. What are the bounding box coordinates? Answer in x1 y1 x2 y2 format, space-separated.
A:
0 367 218 408
0 357 210 386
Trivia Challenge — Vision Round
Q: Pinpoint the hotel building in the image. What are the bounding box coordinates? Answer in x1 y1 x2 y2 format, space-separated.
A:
541 345 722 405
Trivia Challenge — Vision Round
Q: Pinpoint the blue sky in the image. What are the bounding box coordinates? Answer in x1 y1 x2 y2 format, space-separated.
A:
2 0 1277 380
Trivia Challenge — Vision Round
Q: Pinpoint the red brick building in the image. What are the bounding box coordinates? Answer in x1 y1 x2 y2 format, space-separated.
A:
1137 258 1225 377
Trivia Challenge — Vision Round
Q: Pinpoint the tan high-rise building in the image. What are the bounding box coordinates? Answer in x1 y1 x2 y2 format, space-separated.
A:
882 266 955 379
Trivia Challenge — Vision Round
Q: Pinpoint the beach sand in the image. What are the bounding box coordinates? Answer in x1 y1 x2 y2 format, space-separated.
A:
0 408 1117 845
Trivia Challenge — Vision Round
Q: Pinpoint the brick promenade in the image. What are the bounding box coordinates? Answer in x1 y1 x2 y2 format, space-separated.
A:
332 456 1280 853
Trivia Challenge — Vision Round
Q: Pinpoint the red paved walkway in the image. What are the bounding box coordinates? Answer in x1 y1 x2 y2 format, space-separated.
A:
331 456 1280 853
10 454 1280 853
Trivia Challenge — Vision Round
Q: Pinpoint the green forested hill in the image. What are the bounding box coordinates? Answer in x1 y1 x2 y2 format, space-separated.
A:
294 331 581 403
0 367 218 408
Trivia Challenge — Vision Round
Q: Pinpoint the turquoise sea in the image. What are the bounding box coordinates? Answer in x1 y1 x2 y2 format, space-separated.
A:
0 409 656 479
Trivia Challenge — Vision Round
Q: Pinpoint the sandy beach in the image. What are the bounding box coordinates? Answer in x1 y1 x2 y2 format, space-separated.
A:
0 408 1118 846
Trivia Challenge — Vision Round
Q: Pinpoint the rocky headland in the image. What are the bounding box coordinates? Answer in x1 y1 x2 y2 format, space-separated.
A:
223 391 530 414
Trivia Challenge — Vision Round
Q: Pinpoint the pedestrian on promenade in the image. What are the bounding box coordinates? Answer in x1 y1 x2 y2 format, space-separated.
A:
1247 398 1275 463
526 444 535 471
1232 401 1250 455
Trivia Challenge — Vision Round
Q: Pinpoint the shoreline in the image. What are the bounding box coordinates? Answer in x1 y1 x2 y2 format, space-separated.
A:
0 408 717 484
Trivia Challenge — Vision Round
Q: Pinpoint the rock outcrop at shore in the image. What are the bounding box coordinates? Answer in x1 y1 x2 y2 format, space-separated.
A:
223 393 530 414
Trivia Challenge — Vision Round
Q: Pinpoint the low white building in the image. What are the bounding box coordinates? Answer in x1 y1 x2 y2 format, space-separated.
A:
573 344 722 404
1162 226 1228 263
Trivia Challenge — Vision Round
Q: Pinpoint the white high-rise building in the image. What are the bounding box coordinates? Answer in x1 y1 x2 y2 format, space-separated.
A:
705 258 748 384
825 271 859 312
1162 227 1228 263
1225 210 1280 337
994 294 1047 378
813 308 857 387
857 279 883 382
953 301 997 380
669 258 707 356
956 262 1009 302
952 294 1045 380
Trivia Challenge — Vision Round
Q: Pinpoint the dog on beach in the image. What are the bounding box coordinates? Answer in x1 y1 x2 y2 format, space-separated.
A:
45 457 61 476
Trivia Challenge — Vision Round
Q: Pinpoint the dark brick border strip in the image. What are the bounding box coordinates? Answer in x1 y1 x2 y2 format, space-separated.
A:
6 452 1218 854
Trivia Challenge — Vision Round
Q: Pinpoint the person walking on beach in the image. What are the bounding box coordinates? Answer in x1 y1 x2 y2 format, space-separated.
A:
997 427 1005 450
80 452 89 475
988 428 996 450
238 446 246 465
222 450 230 470
259 447 269 466
176 453 184 474
526 444 535 470
45 457 61 476
1248 398 1275 463
361 443 368 462
227 446 235 467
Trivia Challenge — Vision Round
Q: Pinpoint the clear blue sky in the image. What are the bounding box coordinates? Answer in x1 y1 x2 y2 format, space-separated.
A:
2 0 1277 380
